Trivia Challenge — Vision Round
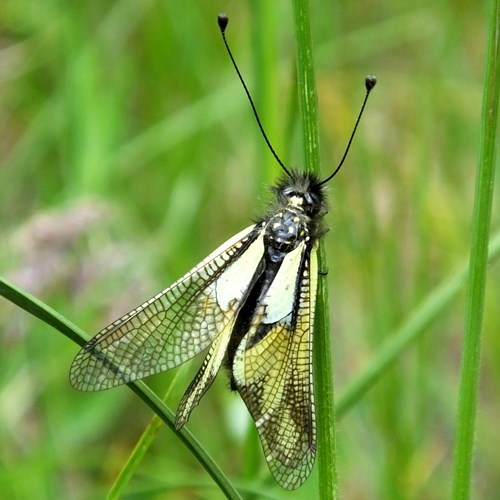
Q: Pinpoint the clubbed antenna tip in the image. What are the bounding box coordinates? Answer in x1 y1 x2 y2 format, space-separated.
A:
365 75 377 91
218 13 228 32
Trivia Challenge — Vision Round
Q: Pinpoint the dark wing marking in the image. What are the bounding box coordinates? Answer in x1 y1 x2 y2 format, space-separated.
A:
232 241 318 490
70 225 265 391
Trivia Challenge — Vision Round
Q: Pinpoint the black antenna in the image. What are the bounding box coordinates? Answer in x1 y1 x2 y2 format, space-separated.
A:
217 13 293 178
318 76 377 185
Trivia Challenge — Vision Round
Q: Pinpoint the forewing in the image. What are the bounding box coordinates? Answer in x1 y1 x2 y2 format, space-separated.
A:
233 242 318 490
70 225 265 391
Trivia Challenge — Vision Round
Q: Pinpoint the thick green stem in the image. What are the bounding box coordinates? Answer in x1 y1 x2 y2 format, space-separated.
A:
293 0 338 497
451 0 500 497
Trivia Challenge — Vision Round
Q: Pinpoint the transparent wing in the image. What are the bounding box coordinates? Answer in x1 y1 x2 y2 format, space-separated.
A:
70 224 265 391
232 242 318 490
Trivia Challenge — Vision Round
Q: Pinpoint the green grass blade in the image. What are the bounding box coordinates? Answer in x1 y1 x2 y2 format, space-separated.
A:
451 0 500 497
0 276 242 499
293 0 337 497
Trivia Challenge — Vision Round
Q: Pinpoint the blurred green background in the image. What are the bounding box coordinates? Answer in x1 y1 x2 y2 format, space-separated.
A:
1 0 498 498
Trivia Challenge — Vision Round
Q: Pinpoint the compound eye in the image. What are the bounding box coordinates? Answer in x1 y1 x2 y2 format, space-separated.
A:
305 192 321 214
